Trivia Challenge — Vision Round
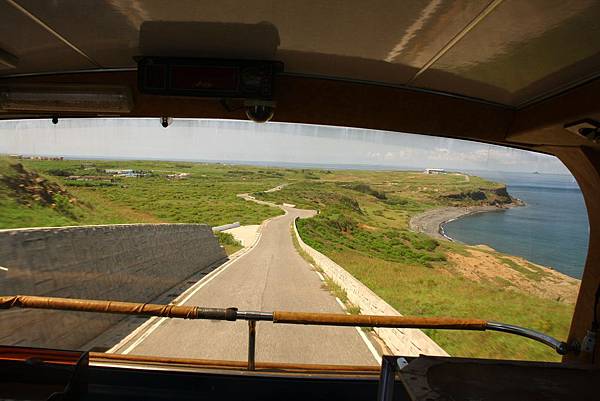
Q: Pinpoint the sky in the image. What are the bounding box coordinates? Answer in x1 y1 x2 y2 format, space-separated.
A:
0 118 570 174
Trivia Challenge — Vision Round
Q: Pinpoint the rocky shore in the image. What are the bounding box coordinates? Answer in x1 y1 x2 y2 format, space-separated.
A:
409 205 508 241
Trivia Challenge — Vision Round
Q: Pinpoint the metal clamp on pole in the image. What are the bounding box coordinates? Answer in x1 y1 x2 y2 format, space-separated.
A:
198 307 238 321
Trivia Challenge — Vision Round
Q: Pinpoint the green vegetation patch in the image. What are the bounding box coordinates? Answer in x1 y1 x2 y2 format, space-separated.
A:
499 257 550 282
341 182 387 200
260 180 447 267
216 231 243 255
10 159 288 228
0 158 290 251
255 170 572 362
0 159 92 227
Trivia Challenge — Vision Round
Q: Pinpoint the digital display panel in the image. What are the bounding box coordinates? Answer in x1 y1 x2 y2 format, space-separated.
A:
170 66 239 92
138 57 282 100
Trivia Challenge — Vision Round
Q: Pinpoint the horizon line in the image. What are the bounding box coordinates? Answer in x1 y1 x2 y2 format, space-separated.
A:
0 152 573 175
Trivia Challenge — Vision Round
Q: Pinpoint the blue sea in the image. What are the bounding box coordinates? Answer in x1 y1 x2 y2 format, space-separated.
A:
443 171 589 279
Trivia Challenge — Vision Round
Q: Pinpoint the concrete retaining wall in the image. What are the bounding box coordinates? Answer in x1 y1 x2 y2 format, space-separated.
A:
293 218 448 357
212 222 241 232
0 224 226 349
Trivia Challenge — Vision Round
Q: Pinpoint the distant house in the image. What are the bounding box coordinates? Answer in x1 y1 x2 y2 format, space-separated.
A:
105 169 133 175
104 169 144 177
424 168 446 174
12 155 63 160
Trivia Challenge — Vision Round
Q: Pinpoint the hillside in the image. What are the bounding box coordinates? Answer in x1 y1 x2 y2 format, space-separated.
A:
0 158 287 253
0 157 578 361
253 171 578 361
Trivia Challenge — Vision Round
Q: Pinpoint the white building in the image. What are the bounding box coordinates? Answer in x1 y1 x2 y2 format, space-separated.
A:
424 168 446 174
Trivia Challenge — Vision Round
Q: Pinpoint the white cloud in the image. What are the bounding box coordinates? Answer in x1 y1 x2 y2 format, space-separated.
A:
0 118 571 174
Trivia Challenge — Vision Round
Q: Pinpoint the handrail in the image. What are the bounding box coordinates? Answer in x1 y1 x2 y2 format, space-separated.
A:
486 321 569 355
0 295 572 355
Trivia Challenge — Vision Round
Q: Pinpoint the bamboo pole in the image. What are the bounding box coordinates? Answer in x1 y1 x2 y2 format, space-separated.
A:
0 294 569 354
0 295 487 330
272 311 488 330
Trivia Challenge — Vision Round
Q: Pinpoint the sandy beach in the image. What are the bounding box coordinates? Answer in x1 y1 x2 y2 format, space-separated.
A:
409 205 506 241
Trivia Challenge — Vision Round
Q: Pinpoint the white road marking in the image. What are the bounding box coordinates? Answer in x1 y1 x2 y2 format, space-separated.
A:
335 298 381 364
0 266 7 271
107 312 163 353
118 253 256 354
299 224 380 364
110 214 276 355
120 316 166 354
355 327 382 364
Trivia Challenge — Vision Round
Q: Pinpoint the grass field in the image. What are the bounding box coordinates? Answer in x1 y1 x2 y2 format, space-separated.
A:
321 249 573 360
0 157 577 360
0 158 287 254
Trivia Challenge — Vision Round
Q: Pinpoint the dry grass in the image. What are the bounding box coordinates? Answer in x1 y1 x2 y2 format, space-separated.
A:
446 249 579 303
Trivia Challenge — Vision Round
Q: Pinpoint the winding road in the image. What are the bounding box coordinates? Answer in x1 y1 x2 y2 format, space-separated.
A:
110 205 380 366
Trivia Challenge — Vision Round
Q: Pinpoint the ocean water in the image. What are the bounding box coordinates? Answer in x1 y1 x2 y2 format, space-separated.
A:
443 171 589 279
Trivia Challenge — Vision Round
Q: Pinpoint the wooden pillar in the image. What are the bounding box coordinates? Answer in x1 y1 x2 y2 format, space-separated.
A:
549 146 600 364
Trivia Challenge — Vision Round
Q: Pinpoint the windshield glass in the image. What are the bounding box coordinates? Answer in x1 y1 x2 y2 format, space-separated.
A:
0 118 588 364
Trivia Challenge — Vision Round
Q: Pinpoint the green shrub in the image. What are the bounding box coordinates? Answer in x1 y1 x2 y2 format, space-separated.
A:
65 181 117 187
216 231 243 255
53 194 77 219
339 196 363 213
413 237 440 252
47 168 74 177
216 231 241 246
325 214 358 233
343 182 387 199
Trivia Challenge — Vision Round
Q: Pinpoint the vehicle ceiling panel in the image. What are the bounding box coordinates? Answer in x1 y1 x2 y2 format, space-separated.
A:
0 1 96 72
412 0 600 106
2 0 600 107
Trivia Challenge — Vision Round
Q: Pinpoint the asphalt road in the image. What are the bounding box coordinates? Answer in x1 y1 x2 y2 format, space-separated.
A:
114 207 379 366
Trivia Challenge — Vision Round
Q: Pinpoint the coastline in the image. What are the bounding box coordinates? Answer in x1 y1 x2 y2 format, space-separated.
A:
409 205 509 241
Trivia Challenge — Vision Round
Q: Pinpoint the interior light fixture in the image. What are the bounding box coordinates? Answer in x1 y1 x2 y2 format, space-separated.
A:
0 84 133 113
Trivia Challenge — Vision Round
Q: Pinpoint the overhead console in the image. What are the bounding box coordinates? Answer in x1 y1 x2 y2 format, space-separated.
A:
137 57 283 100
138 57 283 123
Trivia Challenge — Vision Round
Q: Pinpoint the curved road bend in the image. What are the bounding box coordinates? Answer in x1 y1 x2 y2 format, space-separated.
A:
113 206 379 366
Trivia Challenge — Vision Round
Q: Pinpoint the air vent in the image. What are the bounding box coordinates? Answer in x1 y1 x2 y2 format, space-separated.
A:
564 119 600 144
